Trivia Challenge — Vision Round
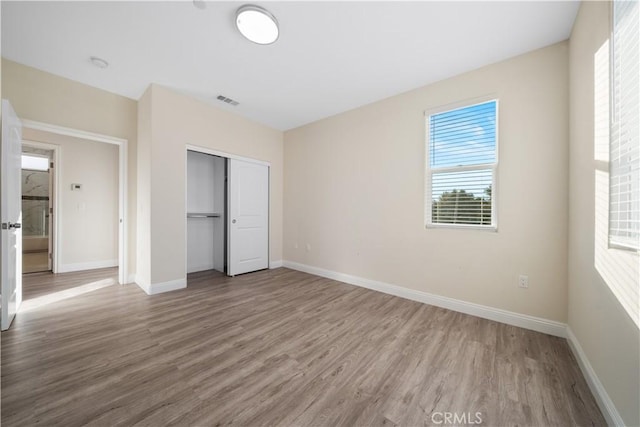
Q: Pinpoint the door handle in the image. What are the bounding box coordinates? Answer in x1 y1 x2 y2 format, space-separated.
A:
1 222 21 230
232 219 237 224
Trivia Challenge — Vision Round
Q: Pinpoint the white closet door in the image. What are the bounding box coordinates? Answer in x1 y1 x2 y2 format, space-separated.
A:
228 158 269 276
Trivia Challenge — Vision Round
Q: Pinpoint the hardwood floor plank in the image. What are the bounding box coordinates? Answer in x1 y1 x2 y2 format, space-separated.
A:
1 267 606 426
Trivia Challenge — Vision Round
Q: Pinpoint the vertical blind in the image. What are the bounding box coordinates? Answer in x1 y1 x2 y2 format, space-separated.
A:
427 100 497 227
610 0 640 250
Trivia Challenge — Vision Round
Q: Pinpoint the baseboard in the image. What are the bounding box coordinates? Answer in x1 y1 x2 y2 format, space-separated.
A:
566 327 625 427
270 260 283 269
126 273 136 284
58 259 118 273
136 277 186 296
282 260 567 338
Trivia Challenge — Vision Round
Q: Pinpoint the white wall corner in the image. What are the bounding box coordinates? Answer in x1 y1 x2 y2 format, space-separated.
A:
58 259 118 273
282 260 567 338
269 260 283 269
126 273 136 284
135 277 186 296
566 327 625 427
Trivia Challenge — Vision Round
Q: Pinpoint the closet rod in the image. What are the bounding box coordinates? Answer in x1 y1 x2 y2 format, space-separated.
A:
187 213 221 218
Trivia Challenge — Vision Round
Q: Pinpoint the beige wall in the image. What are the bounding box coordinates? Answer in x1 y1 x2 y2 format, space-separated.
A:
2 59 138 278
23 129 119 270
138 85 283 285
568 2 640 425
284 42 569 322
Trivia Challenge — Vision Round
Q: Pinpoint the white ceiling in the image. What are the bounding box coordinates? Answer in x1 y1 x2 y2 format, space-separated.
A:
2 1 580 130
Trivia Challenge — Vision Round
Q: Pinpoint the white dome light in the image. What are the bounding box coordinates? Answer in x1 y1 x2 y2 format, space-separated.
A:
236 5 279 45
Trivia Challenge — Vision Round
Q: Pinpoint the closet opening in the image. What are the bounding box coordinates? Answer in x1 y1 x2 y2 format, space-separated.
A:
187 150 227 276
186 146 270 280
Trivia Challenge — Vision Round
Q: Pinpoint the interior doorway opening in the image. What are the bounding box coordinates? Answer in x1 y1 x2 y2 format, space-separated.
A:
22 120 129 285
21 144 55 274
19 130 122 307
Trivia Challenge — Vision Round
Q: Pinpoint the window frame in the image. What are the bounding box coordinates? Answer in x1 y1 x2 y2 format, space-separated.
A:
424 97 499 231
608 0 640 252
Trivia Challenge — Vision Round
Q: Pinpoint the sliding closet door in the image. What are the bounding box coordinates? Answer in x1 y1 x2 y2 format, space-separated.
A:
228 158 269 276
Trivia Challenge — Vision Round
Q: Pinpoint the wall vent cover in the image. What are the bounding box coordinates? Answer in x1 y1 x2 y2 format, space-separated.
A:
216 95 239 106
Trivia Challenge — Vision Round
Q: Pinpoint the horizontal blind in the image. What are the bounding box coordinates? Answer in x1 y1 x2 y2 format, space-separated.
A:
428 100 497 227
431 169 493 225
610 0 640 250
430 101 496 168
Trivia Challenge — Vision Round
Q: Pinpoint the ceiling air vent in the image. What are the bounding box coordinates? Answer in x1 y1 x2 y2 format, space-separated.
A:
216 95 239 106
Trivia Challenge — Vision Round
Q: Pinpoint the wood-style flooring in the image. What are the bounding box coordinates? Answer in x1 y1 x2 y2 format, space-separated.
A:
2 267 605 426
21 267 118 300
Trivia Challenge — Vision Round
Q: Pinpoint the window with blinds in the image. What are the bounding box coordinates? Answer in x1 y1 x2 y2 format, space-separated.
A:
425 100 498 229
610 0 640 250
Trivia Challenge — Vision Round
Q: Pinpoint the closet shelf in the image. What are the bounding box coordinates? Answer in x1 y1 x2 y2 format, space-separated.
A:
187 213 221 218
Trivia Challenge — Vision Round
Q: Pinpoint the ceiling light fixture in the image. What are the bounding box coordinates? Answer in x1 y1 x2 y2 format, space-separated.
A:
89 56 109 69
235 5 279 45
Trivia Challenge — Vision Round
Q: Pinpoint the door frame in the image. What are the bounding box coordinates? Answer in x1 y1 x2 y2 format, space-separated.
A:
185 145 270 167
184 144 270 279
22 120 129 285
21 140 59 273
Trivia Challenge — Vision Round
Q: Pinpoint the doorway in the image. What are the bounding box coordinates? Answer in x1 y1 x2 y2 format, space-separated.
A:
21 120 129 285
21 144 55 273
19 132 122 306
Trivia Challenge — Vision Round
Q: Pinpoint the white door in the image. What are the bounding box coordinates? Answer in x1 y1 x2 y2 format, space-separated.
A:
1 100 23 331
228 158 269 276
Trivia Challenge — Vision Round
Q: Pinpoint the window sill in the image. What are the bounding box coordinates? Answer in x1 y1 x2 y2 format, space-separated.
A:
608 242 640 254
426 223 498 232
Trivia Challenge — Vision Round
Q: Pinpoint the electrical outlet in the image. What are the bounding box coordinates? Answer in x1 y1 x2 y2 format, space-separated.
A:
518 274 529 288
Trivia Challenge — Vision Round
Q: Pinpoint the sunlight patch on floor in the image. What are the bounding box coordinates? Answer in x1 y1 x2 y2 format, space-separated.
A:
20 278 118 312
